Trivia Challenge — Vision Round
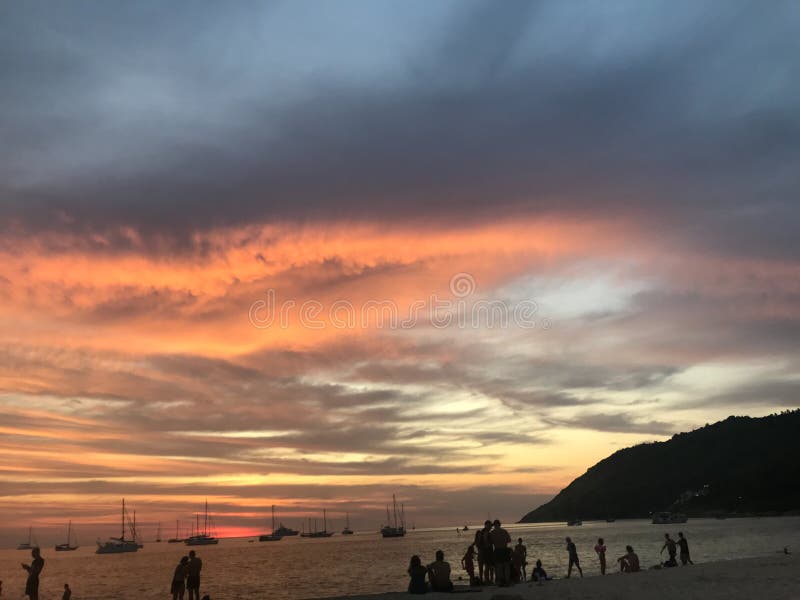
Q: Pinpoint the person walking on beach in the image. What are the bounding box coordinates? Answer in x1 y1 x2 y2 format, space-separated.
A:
172 556 189 600
21 547 44 600
427 550 453 592
461 545 476 585
186 550 203 600
618 545 640 572
661 533 678 567
407 555 428 594
594 537 607 575
489 520 512 586
565 537 583 578
677 532 693 565
512 538 527 581
474 520 494 584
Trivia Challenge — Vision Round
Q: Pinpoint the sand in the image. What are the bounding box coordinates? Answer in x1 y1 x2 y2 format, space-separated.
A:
319 554 798 600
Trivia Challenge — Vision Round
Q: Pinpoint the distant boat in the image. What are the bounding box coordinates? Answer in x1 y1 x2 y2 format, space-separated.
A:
96 499 139 554
651 512 688 524
606 518 616 523
567 520 583 526
168 519 183 543
381 494 406 538
342 513 354 535
259 505 283 542
17 526 39 551
185 500 219 545
55 521 78 551
300 510 334 538
274 522 299 537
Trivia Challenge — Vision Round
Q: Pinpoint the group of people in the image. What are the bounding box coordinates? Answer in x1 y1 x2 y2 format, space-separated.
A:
407 529 695 593
13 547 211 600
470 519 516 585
16 548 71 600
170 550 208 600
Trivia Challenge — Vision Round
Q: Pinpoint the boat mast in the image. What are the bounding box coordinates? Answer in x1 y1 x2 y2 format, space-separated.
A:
121 499 126 540
392 494 399 528
204 499 208 536
323 509 327 533
271 505 276 533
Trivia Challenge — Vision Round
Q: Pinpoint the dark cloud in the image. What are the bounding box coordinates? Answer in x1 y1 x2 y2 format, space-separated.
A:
0 1 797 260
542 412 676 436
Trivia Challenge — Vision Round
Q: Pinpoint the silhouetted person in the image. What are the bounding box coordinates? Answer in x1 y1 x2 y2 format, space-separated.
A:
461 545 476 585
21 548 44 600
186 550 202 600
661 533 678 567
172 555 189 600
408 555 428 594
489 520 512 586
427 550 453 592
473 520 493 583
677 532 693 565
565 536 582 578
531 559 547 585
618 545 640 572
62 584 71 600
594 537 607 575
512 538 527 581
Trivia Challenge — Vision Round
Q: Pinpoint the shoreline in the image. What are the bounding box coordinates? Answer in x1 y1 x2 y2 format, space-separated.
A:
316 554 797 600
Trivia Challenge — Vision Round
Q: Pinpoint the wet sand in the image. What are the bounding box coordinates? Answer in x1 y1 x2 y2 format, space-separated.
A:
318 554 797 600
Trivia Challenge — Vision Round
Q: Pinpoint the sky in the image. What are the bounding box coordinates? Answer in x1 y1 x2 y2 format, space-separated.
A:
1 0 799 545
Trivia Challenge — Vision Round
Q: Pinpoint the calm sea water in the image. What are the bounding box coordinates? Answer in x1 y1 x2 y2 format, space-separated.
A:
2 517 798 600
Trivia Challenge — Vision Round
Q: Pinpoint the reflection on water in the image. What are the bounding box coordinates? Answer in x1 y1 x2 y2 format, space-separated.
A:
1 517 798 600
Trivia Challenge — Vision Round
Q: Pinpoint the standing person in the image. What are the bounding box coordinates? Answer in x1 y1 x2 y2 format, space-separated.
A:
172 556 189 600
21 548 44 600
62 584 72 600
489 520 512 586
661 533 678 567
427 550 453 592
461 545 476 585
565 537 583 578
594 537 607 575
512 538 527 581
186 550 203 600
677 532 694 565
407 555 428 594
474 521 494 584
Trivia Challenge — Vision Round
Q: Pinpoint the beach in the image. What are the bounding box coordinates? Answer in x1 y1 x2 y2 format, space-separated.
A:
322 554 798 600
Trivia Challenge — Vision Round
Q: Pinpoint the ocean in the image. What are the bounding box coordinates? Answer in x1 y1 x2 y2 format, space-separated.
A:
2 517 798 600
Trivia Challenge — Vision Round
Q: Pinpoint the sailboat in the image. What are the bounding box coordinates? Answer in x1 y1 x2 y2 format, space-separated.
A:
17 526 39 550
155 522 162 542
259 505 283 542
381 494 405 538
300 509 334 538
185 500 219 545
96 499 139 554
168 520 183 543
55 521 79 551
341 513 354 535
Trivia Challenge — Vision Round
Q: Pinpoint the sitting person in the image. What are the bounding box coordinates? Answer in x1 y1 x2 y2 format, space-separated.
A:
531 559 548 584
408 555 429 594
427 550 454 592
618 546 641 572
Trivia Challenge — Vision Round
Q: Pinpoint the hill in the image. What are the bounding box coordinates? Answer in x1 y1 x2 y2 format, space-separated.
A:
519 411 800 522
